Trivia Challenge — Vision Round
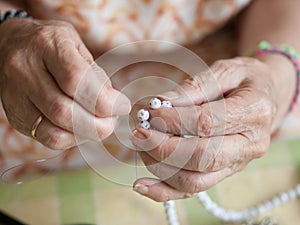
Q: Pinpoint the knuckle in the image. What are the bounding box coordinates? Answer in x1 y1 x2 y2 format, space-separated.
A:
177 174 201 193
2 51 23 74
191 180 202 193
195 142 220 172
183 76 204 93
155 136 174 161
35 26 53 46
197 110 213 136
190 142 205 171
41 128 69 150
155 141 168 160
95 88 113 115
48 100 72 127
256 94 276 126
156 190 171 202
211 59 233 71
60 68 83 96
177 174 189 190
253 138 270 158
184 176 204 193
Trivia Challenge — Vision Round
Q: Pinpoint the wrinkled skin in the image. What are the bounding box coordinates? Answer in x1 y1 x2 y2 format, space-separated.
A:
0 18 131 150
131 57 286 202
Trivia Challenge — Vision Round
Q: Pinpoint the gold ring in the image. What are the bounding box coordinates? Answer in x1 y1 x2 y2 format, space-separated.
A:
31 115 44 139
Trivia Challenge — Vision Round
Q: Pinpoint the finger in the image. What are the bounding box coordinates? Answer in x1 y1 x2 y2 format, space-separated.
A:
1 90 81 150
131 128 258 172
29 68 118 141
34 114 85 150
44 39 131 117
76 40 94 64
133 178 194 202
158 59 246 107
139 152 231 193
150 87 273 137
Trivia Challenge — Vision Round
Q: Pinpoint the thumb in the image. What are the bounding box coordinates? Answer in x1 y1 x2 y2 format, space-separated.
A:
158 59 243 107
158 70 223 107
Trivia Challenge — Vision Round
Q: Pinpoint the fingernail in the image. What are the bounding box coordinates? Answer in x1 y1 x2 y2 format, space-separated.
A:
133 183 148 195
132 129 138 135
133 128 148 139
158 91 179 101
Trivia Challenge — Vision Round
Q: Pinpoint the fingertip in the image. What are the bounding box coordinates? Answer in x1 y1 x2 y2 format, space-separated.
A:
130 128 152 150
133 178 160 193
133 183 149 196
111 90 131 115
133 178 192 202
135 128 151 138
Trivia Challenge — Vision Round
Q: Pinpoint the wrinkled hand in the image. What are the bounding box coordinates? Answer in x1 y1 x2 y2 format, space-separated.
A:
0 18 130 150
131 57 285 202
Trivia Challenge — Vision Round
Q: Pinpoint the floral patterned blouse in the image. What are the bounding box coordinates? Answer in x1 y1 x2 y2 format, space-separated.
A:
28 0 252 52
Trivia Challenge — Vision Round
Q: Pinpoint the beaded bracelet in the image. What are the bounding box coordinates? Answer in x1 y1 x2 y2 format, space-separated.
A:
0 10 32 25
247 41 300 112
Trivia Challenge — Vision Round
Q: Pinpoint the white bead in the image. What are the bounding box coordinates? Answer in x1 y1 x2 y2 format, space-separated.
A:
161 100 172 108
280 192 289 203
272 197 281 207
264 202 273 210
137 109 150 121
140 120 150 129
288 189 298 199
258 205 267 214
149 97 162 109
296 184 300 194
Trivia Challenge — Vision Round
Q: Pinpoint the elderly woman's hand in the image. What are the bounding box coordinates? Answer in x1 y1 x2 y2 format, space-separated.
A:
0 18 131 150
131 57 295 202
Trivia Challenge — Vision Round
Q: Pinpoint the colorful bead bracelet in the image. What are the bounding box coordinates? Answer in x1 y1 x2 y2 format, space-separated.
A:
248 41 300 112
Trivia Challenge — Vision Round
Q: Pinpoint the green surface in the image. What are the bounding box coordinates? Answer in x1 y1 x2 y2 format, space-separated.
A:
0 176 56 203
184 198 220 225
56 169 92 196
286 138 300 166
59 193 96 225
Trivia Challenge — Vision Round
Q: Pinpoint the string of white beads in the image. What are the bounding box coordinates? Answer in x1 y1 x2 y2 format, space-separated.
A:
196 185 300 223
164 201 179 225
